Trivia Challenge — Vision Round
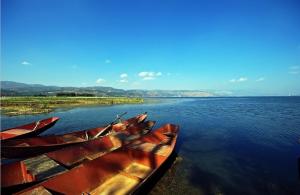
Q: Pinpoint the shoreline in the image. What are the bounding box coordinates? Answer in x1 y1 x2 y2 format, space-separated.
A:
0 96 144 116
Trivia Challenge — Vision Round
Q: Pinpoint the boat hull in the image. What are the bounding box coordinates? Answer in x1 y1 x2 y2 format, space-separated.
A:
1 117 59 141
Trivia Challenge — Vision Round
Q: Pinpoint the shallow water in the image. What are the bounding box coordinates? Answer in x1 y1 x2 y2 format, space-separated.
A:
1 97 300 195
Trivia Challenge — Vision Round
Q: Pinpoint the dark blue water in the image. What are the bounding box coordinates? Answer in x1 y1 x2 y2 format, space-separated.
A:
1 97 300 195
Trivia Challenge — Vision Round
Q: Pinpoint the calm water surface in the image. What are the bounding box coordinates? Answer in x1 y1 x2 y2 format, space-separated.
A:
1 97 300 195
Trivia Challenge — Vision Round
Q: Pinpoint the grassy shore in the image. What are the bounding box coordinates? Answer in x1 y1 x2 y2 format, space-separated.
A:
0 96 144 116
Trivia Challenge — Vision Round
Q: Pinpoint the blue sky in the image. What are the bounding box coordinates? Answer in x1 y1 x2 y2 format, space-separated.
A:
1 0 300 95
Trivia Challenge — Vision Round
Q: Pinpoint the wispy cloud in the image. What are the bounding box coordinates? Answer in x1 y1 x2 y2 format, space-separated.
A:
96 78 105 84
215 90 233 96
131 81 140 86
256 77 265 82
120 73 128 78
21 61 31 65
119 73 128 83
238 77 248 82
119 79 128 83
289 66 300 74
105 59 111 64
156 72 162 76
143 76 155 80
229 77 248 83
138 71 162 80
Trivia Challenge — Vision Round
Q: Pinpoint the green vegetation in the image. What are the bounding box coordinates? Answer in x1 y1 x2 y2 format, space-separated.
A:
0 96 144 116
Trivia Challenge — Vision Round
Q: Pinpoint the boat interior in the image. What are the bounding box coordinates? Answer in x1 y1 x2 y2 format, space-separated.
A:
16 124 178 195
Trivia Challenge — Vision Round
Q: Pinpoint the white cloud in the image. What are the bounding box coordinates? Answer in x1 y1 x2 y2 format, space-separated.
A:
118 73 129 83
289 66 300 74
138 72 154 77
21 61 31 65
96 78 105 84
143 76 155 80
290 66 299 70
120 73 128 78
156 72 162 76
138 71 162 80
105 59 111 64
238 77 247 82
256 77 265 82
230 77 248 83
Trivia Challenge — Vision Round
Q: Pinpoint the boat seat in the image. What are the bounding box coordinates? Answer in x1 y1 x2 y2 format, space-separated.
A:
60 135 86 143
90 157 154 194
123 162 152 179
17 186 52 195
46 136 117 167
23 155 68 181
90 174 139 195
129 142 172 156
85 147 117 161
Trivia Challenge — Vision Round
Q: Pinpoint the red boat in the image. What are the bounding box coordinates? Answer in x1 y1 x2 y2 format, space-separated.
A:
0 117 59 141
1 113 148 159
1 120 155 192
15 123 179 195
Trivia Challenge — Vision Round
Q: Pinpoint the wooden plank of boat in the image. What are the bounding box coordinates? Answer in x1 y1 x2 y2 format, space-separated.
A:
1 121 156 192
15 124 179 195
0 117 59 141
1 113 147 159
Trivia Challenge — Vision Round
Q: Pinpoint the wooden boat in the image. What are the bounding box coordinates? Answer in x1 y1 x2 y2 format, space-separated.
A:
15 123 179 195
1 113 147 159
0 117 59 141
1 120 156 192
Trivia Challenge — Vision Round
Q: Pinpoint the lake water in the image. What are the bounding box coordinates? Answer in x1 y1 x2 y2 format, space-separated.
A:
1 97 300 195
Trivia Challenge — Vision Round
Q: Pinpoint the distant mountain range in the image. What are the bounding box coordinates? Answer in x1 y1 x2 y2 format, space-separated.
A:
0 81 215 97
